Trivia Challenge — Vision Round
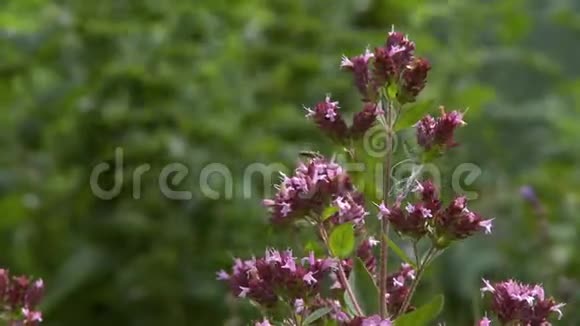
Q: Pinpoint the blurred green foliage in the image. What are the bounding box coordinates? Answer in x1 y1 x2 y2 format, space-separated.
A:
0 0 578 325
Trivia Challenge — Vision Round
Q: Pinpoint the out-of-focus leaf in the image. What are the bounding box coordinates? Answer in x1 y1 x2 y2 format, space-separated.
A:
303 307 332 325
384 234 417 269
41 246 107 313
321 206 338 221
349 258 379 315
343 288 360 317
394 294 444 326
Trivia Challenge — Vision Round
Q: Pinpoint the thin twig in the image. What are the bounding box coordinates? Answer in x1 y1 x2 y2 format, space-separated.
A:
318 226 364 316
412 241 420 268
397 247 438 316
379 95 393 318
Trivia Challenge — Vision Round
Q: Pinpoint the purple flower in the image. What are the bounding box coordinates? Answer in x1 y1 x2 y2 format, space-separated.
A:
306 95 349 142
414 180 442 213
384 263 416 313
341 49 377 100
350 103 384 139
356 238 377 274
520 185 538 204
316 298 349 322
434 196 493 240
264 157 367 226
294 298 305 314
378 202 429 238
416 107 466 152
379 180 491 242
346 315 392 326
216 270 229 280
219 249 336 307
398 57 431 104
303 272 317 285
330 194 369 226
481 279 565 325
22 307 43 325
477 316 491 326
255 318 272 326
373 31 416 87
0 268 44 325
24 279 43 309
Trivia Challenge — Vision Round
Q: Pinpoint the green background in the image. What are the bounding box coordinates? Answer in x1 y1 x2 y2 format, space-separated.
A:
0 0 579 325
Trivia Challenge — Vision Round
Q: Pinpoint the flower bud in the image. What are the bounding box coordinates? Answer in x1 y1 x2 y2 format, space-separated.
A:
8 276 29 309
373 31 416 88
398 57 431 103
350 103 384 139
434 196 493 240
305 96 349 143
25 279 44 308
356 238 377 274
378 202 429 239
0 269 9 299
348 315 392 326
416 107 466 152
477 316 491 326
341 49 377 100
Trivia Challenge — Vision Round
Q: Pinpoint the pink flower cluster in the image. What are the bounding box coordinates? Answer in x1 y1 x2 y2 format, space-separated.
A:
219 27 568 326
378 180 493 243
481 279 565 325
263 158 368 226
385 263 416 314
0 269 44 326
305 95 349 141
217 249 336 307
356 237 378 274
305 96 384 142
341 30 430 104
416 106 466 152
341 49 375 100
435 195 493 241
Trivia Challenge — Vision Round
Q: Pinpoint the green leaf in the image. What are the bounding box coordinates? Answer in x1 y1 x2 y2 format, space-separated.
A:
383 234 417 268
304 240 322 253
343 289 360 317
303 307 332 325
394 294 444 326
395 100 435 131
321 206 339 221
349 258 379 315
329 223 355 258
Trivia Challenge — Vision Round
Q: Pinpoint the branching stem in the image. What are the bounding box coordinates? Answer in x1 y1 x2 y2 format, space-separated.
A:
318 226 364 316
397 246 438 316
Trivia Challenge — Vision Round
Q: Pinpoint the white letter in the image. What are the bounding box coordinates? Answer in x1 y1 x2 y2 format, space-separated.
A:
89 147 123 200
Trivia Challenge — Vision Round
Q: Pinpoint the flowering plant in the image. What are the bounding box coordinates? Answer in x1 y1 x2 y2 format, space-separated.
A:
0 268 44 325
218 30 565 326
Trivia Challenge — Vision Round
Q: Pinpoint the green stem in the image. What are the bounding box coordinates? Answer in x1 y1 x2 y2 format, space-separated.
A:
412 241 420 267
397 247 438 316
318 226 364 316
378 96 393 319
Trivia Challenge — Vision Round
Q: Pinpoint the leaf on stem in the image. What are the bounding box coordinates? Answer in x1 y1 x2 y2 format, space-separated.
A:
303 307 332 325
347 258 379 315
329 223 355 258
394 294 444 326
321 206 339 221
383 234 417 268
